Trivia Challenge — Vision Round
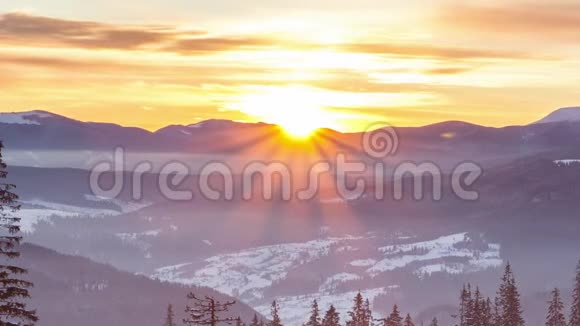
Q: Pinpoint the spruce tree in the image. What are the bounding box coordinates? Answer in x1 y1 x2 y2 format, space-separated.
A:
492 297 502 326
482 298 493 326
404 314 415 326
270 300 283 326
322 305 340 326
546 288 566 326
306 300 321 326
347 292 366 326
473 287 484 326
460 285 472 326
363 299 373 326
497 263 525 326
0 141 38 326
571 260 580 326
250 314 260 326
386 305 403 326
163 304 176 326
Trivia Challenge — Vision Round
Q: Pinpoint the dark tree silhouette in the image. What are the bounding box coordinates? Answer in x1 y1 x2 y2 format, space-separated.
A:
322 305 340 326
496 263 525 326
460 284 474 326
385 305 403 326
0 141 38 326
430 318 438 326
571 261 580 326
347 292 371 326
250 314 260 326
269 300 283 326
306 300 321 326
163 304 176 326
183 293 236 326
403 314 415 326
546 288 566 326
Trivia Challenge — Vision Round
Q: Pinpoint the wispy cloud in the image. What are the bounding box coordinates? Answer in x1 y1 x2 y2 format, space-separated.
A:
437 3 580 41
0 12 204 50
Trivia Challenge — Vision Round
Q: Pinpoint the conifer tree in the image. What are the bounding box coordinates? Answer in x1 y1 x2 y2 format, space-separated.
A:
497 263 525 326
460 284 475 326
306 300 322 326
546 288 566 326
364 299 373 326
404 314 415 326
430 318 438 326
0 141 38 326
250 314 260 326
460 285 472 326
386 305 403 326
571 260 580 326
322 305 340 326
347 292 367 326
482 298 493 326
492 297 502 326
183 293 236 326
163 304 176 326
473 287 484 326
270 300 283 326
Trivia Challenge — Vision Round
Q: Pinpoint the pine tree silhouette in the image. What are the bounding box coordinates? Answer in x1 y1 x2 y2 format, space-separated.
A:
183 293 237 326
460 285 472 326
322 305 340 326
497 263 525 326
347 292 371 326
386 305 403 326
0 141 38 326
269 300 283 326
306 300 321 326
571 261 580 326
163 304 176 326
546 288 566 326
404 314 415 326
250 314 260 326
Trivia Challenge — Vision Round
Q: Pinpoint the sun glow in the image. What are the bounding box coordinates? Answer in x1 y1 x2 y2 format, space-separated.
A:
231 87 338 139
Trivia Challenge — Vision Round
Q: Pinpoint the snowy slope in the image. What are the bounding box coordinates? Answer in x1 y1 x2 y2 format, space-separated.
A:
150 232 501 326
534 107 580 124
0 110 54 125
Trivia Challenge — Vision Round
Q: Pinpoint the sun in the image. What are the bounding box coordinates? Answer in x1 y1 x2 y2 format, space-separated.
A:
232 87 336 139
278 117 321 139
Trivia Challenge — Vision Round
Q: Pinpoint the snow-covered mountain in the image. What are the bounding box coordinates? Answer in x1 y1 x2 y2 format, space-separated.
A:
0 110 57 125
534 106 580 124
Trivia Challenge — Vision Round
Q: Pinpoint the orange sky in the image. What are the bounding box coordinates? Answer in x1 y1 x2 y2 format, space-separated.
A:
1 1 579 131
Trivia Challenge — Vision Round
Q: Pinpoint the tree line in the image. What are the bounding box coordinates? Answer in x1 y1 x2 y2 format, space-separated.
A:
166 261 580 326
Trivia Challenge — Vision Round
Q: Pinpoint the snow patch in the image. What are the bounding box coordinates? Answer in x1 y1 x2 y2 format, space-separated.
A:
349 259 377 267
367 233 502 276
0 111 52 125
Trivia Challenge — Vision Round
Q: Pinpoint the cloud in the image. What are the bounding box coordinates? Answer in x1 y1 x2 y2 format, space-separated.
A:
437 3 580 41
340 42 532 60
167 36 277 53
423 67 475 75
0 12 204 50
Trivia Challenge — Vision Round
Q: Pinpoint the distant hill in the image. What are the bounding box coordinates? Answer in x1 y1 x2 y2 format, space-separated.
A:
534 106 580 124
19 243 262 326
